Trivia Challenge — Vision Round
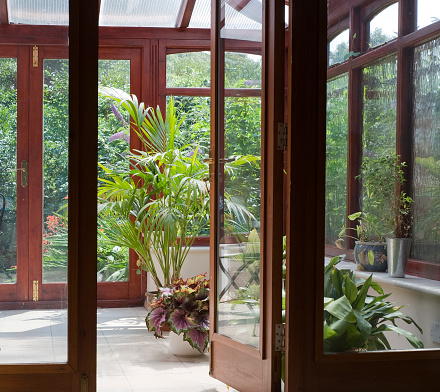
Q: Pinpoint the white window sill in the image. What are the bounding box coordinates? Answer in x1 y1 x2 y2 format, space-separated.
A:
326 257 440 297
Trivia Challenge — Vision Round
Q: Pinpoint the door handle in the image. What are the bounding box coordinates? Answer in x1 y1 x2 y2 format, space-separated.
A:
13 160 28 187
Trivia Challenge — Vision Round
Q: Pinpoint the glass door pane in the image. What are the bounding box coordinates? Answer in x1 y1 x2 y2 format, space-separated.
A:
43 59 69 284
0 58 18 286
97 59 130 283
216 0 263 348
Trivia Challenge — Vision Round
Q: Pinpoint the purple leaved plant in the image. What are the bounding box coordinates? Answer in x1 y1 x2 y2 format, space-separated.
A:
145 274 209 353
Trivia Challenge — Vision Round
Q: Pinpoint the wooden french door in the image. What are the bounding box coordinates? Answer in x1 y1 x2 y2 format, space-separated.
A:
0 45 144 307
0 0 97 389
209 0 285 391
0 46 29 304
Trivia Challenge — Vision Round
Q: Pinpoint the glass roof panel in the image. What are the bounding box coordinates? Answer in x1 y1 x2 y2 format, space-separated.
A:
100 0 183 27
7 0 69 25
189 0 211 28
221 0 262 42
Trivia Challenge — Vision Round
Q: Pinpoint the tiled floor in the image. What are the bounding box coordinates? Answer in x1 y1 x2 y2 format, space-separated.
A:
0 307 237 392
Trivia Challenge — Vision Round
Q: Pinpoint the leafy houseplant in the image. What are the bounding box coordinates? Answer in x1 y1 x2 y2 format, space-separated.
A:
145 273 210 353
98 87 258 289
324 256 423 352
337 153 414 272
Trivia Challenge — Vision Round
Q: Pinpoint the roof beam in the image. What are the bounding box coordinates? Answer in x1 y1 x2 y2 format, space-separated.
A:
175 0 196 28
226 0 252 12
0 0 9 25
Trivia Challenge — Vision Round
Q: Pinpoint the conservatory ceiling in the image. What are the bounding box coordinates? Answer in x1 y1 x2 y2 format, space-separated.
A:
1 0 266 29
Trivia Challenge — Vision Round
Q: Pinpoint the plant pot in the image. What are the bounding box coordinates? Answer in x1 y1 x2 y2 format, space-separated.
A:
386 237 412 278
168 332 203 356
144 290 158 310
354 241 387 272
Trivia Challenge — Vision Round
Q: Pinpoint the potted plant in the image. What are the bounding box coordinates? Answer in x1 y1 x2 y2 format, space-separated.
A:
337 152 414 273
336 211 388 271
324 256 423 352
97 87 258 293
145 273 210 354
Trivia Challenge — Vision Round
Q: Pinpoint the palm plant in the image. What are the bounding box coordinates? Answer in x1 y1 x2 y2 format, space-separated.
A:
98 87 258 288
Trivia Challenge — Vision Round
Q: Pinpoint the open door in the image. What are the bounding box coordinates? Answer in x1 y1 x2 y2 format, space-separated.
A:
209 0 285 391
0 1 98 390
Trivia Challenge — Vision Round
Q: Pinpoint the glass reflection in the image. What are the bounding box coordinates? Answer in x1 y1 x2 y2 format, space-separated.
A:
216 42 262 346
325 74 348 245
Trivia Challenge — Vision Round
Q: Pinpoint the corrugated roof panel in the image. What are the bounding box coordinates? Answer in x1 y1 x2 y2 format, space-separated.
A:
221 0 262 42
100 0 183 27
7 0 69 25
189 0 211 28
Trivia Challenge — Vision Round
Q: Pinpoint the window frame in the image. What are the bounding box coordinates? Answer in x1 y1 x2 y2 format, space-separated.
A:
326 0 440 281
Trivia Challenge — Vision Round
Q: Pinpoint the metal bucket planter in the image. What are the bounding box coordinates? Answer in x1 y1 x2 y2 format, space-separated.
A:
386 237 412 278
354 241 387 272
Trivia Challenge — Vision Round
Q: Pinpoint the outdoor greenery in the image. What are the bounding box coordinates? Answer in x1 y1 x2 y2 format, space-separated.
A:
0 58 17 283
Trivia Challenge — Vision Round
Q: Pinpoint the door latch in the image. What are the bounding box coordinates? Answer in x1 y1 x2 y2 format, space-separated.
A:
32 280 39 301
13 160 28 187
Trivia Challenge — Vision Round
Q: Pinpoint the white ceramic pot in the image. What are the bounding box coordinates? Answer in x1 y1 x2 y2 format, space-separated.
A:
168 332 203 356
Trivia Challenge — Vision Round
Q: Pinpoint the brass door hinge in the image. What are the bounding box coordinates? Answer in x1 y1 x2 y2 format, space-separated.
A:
80 375 88 392
32 280 39 301
275 323 285 352
277 122 287 151
33 46 38 67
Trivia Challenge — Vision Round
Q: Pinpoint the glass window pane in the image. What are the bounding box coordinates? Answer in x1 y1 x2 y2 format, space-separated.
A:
326 74 348 245
361 56 397 235
412 38 440 263
417 0 440 30
369 3 398 48
166 52 211 88
329 29 350 66
0 58 17 285
97 60 130 282
43 59 69 283
225 53 262 89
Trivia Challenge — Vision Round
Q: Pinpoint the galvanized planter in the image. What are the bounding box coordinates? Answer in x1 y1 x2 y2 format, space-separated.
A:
386 237 412 278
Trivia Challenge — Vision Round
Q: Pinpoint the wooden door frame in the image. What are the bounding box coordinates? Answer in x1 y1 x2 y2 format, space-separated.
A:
284 1 440 391
0 0 98 389
208 0 285 390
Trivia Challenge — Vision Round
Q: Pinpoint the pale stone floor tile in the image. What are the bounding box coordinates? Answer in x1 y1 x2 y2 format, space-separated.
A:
0 307 239 391
97 375 133 392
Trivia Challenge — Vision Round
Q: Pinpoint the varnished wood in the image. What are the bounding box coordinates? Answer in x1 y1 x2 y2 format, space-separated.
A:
209 0 284 390
0 0 8 24
226 0 252 12
285 1 327 391
175 0 196 28
68 0 99 388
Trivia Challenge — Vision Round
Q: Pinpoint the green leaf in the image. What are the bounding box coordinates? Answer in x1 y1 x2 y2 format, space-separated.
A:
342 274 358 304
353 274 373 310
383 324 424 349
368 249 375 266
325 296 356 323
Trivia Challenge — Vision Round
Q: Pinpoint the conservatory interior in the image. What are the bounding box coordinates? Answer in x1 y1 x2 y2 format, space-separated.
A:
0 0 439 391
